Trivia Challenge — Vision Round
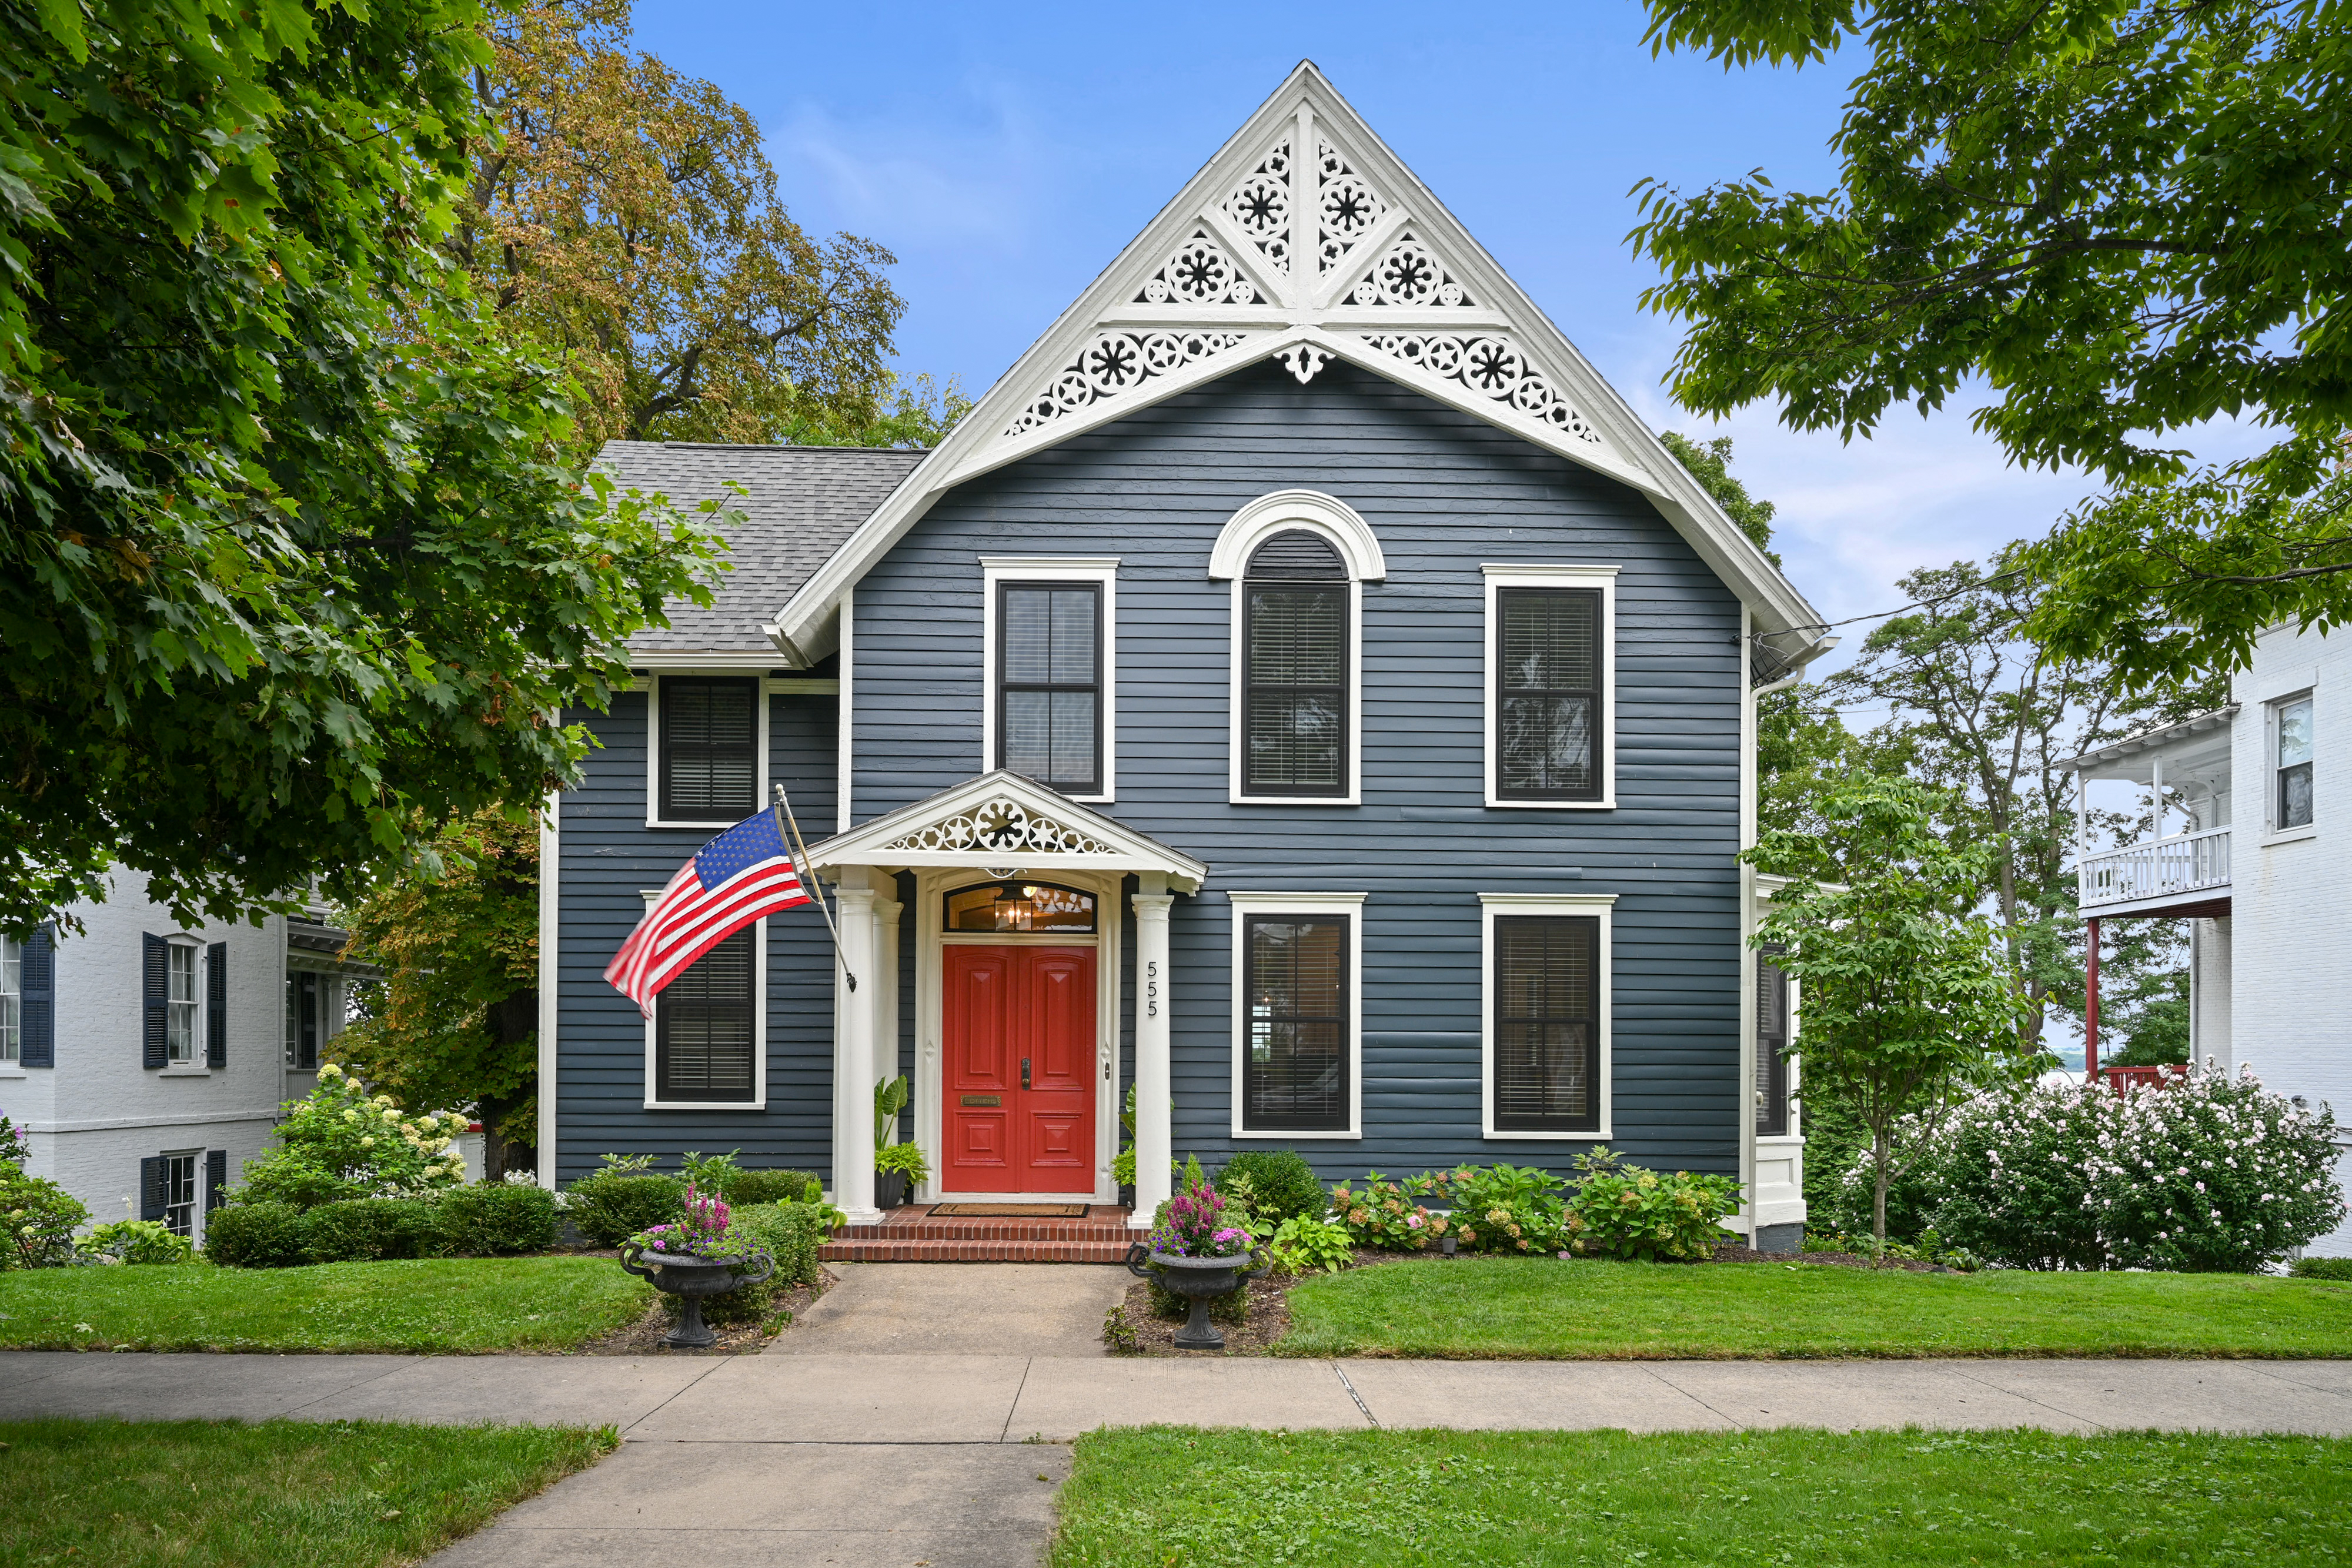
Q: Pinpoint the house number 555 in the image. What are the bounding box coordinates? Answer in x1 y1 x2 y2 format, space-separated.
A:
1147 959 1160 1019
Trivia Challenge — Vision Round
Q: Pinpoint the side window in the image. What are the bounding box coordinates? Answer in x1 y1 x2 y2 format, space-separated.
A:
1242 531 1349 798
659 676 760 823
166 943 199 1064
0 935 17 1065
1495 587 1603 802
2276 696 2313 831
997 582 1102 794
1756 948 1790 1138
655 927 757 1104
285 971 320 1069
1240 911 1352 1133
1490 914 1601 1133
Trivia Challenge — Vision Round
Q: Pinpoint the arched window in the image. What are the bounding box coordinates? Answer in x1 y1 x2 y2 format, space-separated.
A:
1242 530 1349 798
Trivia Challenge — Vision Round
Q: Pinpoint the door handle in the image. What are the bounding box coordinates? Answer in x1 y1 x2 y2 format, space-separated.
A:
1021 1057 1031 1089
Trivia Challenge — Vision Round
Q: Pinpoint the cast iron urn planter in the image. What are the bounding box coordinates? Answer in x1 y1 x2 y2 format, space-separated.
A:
1125 1245 1268 1350
618 1246 774 1349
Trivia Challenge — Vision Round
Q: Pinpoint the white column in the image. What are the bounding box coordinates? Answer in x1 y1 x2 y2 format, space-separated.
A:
1131 873 1174 1229
874 890 903 1151
836 868 880 1223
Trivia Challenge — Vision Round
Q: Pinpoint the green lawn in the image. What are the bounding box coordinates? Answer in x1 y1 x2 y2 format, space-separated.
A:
0 1417 610 1567
0 1256 653 1353
1051 1426 2352 1567
1281 1258 2352 1359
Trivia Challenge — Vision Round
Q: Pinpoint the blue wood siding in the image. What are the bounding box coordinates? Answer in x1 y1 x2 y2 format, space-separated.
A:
850 358 1745 1182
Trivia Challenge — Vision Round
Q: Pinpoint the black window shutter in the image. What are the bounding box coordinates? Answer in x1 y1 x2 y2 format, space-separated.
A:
140 1155 167 1222
205 1149 228 1215
142 934 169 1069
19 924 54 1068
205 942 228 1068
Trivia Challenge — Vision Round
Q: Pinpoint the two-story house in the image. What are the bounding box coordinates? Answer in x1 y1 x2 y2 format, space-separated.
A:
2063 619 2352 1256
537 64 1831 1248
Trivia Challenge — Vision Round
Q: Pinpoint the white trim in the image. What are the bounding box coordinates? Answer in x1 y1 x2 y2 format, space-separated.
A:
639 891 770 1111
2266 688 2316 838
643 671 772 831
1482 564 1619 810
21 1109 276 1134
1227 891 1367 1141
980 557 1120 804
1477 892 1615 1140
804 769 1208 892
629 651 786 672
536 791 560 1189
914 867 1124 1204
1207 492 1385 581
837 594 855 833
763 678 838 696
1738 604 1758 1235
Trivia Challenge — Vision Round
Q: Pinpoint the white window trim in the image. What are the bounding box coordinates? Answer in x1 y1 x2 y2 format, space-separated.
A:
643 671 772 831
160 1148 202 1239
640 887 768 1111
163 937 203 1069
1214 496 1379 807
1482 564 1619 810
1227 891 1367 1141
1478 892 1615 1140
2264 688 2316 843
979 556 1120 804
0 932 20 1068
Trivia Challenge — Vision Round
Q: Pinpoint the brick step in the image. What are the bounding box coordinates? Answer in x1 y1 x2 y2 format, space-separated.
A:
818 1236 1138 1263
832 1219 1136 1244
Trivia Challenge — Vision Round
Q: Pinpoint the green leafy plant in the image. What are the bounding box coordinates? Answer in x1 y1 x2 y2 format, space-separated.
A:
680 1149 744 1192
566 1171 684 1248
1326 1172 1438 1252
76 1219 195 1266
724 1169 823 1206
1562 1147 1742 1262
200 1202 308 1269
733 1202 830 1288
1218 1151 1325 1226
436 1183 560 1257
1267 1215 1354 1277
232 1068 470 1210
1 1168 89 1269
875 1141 931 1183
2291 1257 2352 1282
1101 1301 1142 1353
875 1075 910 1146
299 1199 443 1264
1425 1163 1569 1256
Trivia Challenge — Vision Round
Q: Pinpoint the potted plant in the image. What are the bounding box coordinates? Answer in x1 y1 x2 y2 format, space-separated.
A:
617 1181 774 1348
1124 1168 1265 1350
874 1140 928 1209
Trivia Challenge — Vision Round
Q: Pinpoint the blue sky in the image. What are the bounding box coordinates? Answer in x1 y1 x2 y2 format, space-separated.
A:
631 1 2257 670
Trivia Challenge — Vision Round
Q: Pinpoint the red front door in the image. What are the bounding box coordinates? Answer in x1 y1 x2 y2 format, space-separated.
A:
942 944 1097 1193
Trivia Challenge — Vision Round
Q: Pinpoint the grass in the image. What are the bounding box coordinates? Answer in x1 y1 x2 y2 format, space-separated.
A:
1280 1257 2352 1359
0 1416 612 1568
0 1256 653 1353
1051 1426 2352 1566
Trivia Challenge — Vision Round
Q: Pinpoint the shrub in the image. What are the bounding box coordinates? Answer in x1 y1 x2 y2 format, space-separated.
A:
300 1198 442 1263
78 1219 196 1265
568 1171 684 1247
1892 1081 2108 1269
1218 1151 1325 1225
1429 1163 1569 1255
734 1202 828 1288
1562 1148 1741 1262
1266 1214 1354 1276
234 1066 469 1209
2290 1256 2352 1282
1327 1172 1436 1251
726 1169 822 1207
1 1170 88 1269
437 1183 559 1256
201 1201 308 1268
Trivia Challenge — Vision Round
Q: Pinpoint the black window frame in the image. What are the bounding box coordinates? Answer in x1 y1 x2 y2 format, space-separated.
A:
1756 945 1790 1138
284 971 319 1069
1494 586 1606 804
994 580 1104 796
657 675 761 823
654 927 758 1105
1489 913 1603 1134
1240 911 1352 1134
1241 534 1351 800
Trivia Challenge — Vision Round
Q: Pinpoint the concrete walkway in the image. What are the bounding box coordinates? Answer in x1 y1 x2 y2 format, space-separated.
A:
768 1262 1131 1357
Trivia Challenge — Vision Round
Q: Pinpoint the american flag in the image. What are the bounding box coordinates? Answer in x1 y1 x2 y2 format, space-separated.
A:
604 808 813 1016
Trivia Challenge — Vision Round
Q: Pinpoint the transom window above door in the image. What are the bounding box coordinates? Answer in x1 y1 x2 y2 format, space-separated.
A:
946 881 1097 933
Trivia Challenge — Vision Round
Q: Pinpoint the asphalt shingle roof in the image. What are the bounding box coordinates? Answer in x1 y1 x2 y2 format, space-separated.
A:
596 440 928 656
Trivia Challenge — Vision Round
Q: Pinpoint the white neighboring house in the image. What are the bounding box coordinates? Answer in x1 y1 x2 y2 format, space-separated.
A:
1 874 370 1247
2062 620 2352 1257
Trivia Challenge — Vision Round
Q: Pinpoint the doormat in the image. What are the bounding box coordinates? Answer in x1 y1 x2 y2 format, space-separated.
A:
930 1203 1090 1218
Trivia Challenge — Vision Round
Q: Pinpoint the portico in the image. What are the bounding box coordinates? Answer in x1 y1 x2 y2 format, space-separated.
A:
801 771 1207 1226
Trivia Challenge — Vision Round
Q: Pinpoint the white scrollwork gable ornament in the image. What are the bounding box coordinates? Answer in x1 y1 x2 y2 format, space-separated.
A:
1004 330 1251 437
1316 139 1387 274
1222 140 1292 275
1347 235 1475 309
1274 345 1332 385
881 798 1118 858
1135 231 1260 309
1358 331 1603 444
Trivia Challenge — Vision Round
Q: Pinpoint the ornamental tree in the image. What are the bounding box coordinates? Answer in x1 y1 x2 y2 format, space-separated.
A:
1748 778 2041 1247
0 0 727 936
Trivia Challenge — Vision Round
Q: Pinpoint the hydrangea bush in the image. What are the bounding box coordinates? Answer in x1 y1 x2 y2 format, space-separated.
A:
1428 1162 1569 1255
232 1065 470 1209
1560 1148 1742 1262
1 1108 87 1268
1326 1172 1439 1251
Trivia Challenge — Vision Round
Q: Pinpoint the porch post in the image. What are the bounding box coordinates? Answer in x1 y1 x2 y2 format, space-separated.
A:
837 868 881 1223
2084 915 2102 1084
1132 872 1175 1229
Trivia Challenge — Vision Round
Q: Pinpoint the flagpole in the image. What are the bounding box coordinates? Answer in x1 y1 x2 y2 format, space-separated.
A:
774 784 857 992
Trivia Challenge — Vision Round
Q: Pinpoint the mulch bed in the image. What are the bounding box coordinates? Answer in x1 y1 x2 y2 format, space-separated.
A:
567 1265 837 1356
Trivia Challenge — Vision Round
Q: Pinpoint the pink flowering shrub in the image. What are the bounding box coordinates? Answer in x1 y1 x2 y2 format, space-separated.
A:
625 1181 767 1265
1148 1165 1252 1259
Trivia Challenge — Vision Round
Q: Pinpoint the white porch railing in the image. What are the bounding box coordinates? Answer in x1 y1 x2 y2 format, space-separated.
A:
2078 825 2231 910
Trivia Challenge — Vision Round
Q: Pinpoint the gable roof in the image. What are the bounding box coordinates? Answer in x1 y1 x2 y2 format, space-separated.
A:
764 61 1828 669
597 440 927 657
804 770 1211 891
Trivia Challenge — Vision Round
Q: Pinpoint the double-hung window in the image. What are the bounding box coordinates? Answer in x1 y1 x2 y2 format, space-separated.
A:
285 971 320 1069
1230 893 1364 1138
161 1153 197 1237
0 936 17 1065
653 926 759 1105
1485 566 1615 808
166 944 198 1064
1756 947 1790 1138
2276 696 2314 831
1241 532 1349 798
998 582 1102 794
1481 894 1613 1137
656 676 761 824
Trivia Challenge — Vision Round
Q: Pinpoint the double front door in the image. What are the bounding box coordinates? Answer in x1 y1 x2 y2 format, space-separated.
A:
941 944 1097 1194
